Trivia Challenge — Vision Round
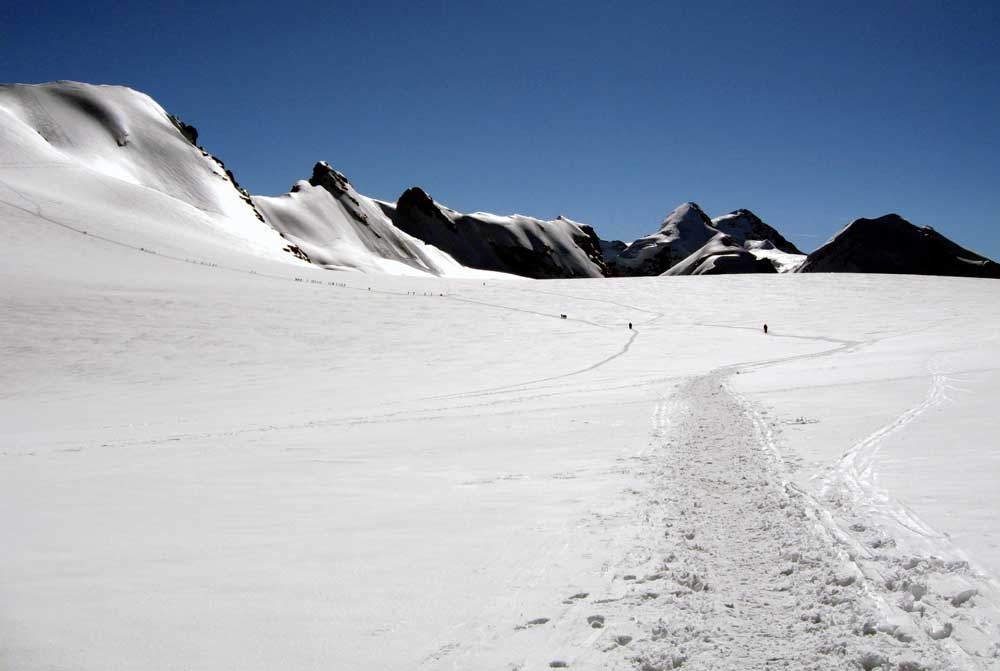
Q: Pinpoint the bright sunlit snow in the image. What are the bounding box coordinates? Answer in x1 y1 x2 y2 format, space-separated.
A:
3 218 999 669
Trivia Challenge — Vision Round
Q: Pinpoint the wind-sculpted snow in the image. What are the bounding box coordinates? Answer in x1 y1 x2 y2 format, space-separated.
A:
383 186 608 279
0 81 301 262
798 214 1000 278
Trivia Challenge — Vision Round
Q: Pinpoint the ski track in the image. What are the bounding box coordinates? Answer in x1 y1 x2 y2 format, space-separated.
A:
444 294 612 330
425 324 647 402
425 289 666 401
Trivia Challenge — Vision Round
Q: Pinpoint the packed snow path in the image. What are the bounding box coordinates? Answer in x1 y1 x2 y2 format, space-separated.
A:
573 372 963 669
458 366 993 670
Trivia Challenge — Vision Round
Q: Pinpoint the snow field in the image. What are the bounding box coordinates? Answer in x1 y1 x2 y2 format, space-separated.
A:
2 204 999 669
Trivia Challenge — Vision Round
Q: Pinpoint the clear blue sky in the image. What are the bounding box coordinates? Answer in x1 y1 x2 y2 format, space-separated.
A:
5 1 999 256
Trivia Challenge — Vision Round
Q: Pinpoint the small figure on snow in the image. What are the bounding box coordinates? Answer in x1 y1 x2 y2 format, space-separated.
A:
763 323 768 335
628 322 633 330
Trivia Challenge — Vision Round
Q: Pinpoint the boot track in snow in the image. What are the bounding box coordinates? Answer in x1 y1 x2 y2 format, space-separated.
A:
504 370 991 670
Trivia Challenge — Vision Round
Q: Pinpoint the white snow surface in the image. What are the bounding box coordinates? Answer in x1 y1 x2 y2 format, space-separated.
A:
3 191 1000 668
3 86 1000 671
748 245 807 272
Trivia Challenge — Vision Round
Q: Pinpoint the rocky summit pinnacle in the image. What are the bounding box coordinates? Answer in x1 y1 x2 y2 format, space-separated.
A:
308 161 353 196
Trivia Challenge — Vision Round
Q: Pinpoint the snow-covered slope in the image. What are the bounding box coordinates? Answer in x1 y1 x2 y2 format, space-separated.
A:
0 82 500 280
254 164 502 277
382 186 607 279
711 209 802 255
3 221 1000 668
743 239 808 273
662 232 778 275
798 213 1000 278
0 81 307 264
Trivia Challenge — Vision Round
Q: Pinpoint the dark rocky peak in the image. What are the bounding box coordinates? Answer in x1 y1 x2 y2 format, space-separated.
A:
309 161 353 197
396 187 456 231
304 161 367 222
798 213 1000 278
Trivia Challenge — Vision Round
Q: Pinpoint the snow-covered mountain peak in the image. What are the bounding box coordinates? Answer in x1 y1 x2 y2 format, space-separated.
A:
7 81 993 281
658 201 714 232
607 202 718 275
253 165 493 276
711 209 803 255
606 201 808 275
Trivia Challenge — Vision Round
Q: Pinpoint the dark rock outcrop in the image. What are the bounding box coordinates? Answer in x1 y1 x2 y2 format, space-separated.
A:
797 214 1000 278
599 238 627 263
168 114 199 146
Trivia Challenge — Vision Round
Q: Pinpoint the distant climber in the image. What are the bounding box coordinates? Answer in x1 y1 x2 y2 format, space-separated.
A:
628 322 632 330
763 323 768 334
